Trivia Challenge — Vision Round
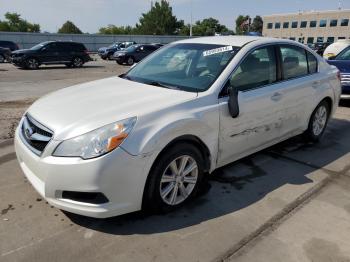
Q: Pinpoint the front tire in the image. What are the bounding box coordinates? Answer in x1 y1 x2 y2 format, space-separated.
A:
127 56 135 66
143 143 204 213
25 58 39 69
304 100 330 142
0 54 5 63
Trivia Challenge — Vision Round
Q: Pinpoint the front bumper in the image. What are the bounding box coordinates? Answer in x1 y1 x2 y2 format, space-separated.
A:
11 56 26 66
14 126 152 218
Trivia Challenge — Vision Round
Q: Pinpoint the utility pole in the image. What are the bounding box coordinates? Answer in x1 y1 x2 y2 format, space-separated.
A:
190 0 193 37
339 0 342 10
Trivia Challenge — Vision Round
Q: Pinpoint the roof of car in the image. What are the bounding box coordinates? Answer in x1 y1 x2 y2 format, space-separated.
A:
175 36 289 47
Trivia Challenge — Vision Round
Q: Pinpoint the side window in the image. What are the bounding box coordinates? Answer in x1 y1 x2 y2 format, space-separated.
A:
280 45 308 80
45 43 58 51
230 46 277 92
307 51 318 74
337 48 350 60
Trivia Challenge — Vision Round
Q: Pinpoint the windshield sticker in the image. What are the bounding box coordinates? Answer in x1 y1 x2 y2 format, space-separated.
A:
203 46 233 57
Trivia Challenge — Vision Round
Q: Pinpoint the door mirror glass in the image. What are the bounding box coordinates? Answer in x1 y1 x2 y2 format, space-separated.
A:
227 85 239 118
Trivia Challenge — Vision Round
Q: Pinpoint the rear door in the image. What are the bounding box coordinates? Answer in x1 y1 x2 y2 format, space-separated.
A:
218 45 286 166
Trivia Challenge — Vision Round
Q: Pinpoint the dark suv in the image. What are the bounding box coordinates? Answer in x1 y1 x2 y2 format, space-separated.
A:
113 44 161 65
0 40 19 51
11 41 92 69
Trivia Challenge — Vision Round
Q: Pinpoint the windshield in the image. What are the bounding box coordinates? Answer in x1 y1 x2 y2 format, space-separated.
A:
30 42 50 50
125 43 239 92
108 43 120 48
125 45 139 52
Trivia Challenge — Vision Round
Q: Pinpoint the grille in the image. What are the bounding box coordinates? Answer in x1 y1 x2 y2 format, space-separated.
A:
20 115 53 155
341 73 350 86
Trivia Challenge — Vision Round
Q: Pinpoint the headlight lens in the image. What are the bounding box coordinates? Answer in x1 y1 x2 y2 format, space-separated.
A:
53 117 137 159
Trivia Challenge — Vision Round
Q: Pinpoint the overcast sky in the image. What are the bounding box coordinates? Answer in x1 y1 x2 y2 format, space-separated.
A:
1 0 350 33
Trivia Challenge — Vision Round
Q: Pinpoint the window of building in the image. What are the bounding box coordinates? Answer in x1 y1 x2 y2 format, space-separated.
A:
298 37 304 43
300 21 307 28
307 37 314 44
310 21 317 28
341 19 349 26
330 19 338 27
280 45 308 79
230 47 277 92
291 21 298 28
267 23 273 29
289 37 296 41
283 22 289 28
275 22 281 29
319 20 327 27
307 51 318 74
327 37 335 43
338 37 346 40
317 37 324 43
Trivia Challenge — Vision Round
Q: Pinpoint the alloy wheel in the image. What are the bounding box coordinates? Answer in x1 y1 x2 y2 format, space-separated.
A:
312 105 327 136
159 155 198 206
73 57 83 67
27 58 38 69
0 55 5 63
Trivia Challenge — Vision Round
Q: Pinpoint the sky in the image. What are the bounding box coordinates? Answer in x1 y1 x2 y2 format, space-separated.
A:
1 0 350 33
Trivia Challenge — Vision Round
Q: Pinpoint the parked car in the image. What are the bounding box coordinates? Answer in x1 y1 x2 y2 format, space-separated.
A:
98 42 136 60
15 36 341 218
323 39 350 59
113 44 161 65
0 40 19 51
0 47 11 63
11 41 92 69
327 46 350 98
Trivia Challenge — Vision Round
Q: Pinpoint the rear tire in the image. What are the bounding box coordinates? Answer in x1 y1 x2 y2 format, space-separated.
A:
127 56 135 66
143 143 205 213
304 100 330 142
116 60 123 65
72 57 83 68
0 55 5 63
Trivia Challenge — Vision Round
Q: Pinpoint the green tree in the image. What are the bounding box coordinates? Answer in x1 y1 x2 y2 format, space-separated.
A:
179 18 232 36
0 12 40 32
251 15 263 33
58 21 82 34
135 0 183 35
235 15 250 35
99 25 135 35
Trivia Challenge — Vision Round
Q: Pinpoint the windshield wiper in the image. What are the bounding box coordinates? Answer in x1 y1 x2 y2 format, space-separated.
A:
148 81 180 90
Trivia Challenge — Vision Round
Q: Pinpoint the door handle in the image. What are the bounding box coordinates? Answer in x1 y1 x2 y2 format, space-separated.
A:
271 92 282 101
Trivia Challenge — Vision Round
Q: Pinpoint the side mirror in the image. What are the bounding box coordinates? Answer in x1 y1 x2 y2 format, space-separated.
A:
228 85 239 118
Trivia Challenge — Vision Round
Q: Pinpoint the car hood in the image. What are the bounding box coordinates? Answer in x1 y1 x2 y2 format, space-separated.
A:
12 49 35 55
27 76 197 140
327 60 350 73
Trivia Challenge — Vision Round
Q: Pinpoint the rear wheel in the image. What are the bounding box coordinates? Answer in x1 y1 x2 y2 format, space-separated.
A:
143 143 204 213
0 55 5 63
26 58 39 69
72 57 83 68
304 100 330 142
116 60 123 65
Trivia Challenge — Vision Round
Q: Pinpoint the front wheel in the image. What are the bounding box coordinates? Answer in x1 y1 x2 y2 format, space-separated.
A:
143 143 204 213
127 57 135 66
26 58 39 69
304 100 330 142
0 55 5 63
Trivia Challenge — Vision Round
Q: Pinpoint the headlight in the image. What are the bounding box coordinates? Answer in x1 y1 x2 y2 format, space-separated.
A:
53 117 137 159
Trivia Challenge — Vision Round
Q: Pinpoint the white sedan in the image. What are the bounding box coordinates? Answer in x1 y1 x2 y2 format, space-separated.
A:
15 36 341 218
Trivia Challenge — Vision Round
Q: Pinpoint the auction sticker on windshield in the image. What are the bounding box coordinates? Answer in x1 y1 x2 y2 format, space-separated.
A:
203 46 233 57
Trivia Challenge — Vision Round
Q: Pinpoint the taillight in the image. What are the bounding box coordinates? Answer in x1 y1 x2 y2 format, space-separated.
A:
84 49 89 54
337 71 341 81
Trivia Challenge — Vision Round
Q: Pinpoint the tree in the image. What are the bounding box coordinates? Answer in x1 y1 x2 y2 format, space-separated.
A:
179 18 232 36
135 0 183 35
235 15 250 35
251 16 263 33
58 21 82 34
0 12 40 32
99 25 135 35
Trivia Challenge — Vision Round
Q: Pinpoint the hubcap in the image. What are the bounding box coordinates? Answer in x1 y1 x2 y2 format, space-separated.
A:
160 155 198 206
28 59 38 69
74 58 82 67
312 105 327 136
0 55 4 63
128 58 134 65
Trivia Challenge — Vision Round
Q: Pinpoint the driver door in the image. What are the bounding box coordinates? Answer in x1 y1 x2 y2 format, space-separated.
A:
217 45 286 167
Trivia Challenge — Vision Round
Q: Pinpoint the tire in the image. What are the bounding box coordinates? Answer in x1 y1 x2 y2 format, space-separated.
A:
126 56 135 66
143 143 205 213
116 60 123 65
0 55 5 63
108 53 114 60
25 57 39 69
304 100 330 142
72 57 83 68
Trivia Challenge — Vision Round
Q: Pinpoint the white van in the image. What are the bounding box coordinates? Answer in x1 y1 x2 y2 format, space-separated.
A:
323 39 350 59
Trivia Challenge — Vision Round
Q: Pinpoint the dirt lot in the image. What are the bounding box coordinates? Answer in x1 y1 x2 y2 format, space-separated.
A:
0 58 350 262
